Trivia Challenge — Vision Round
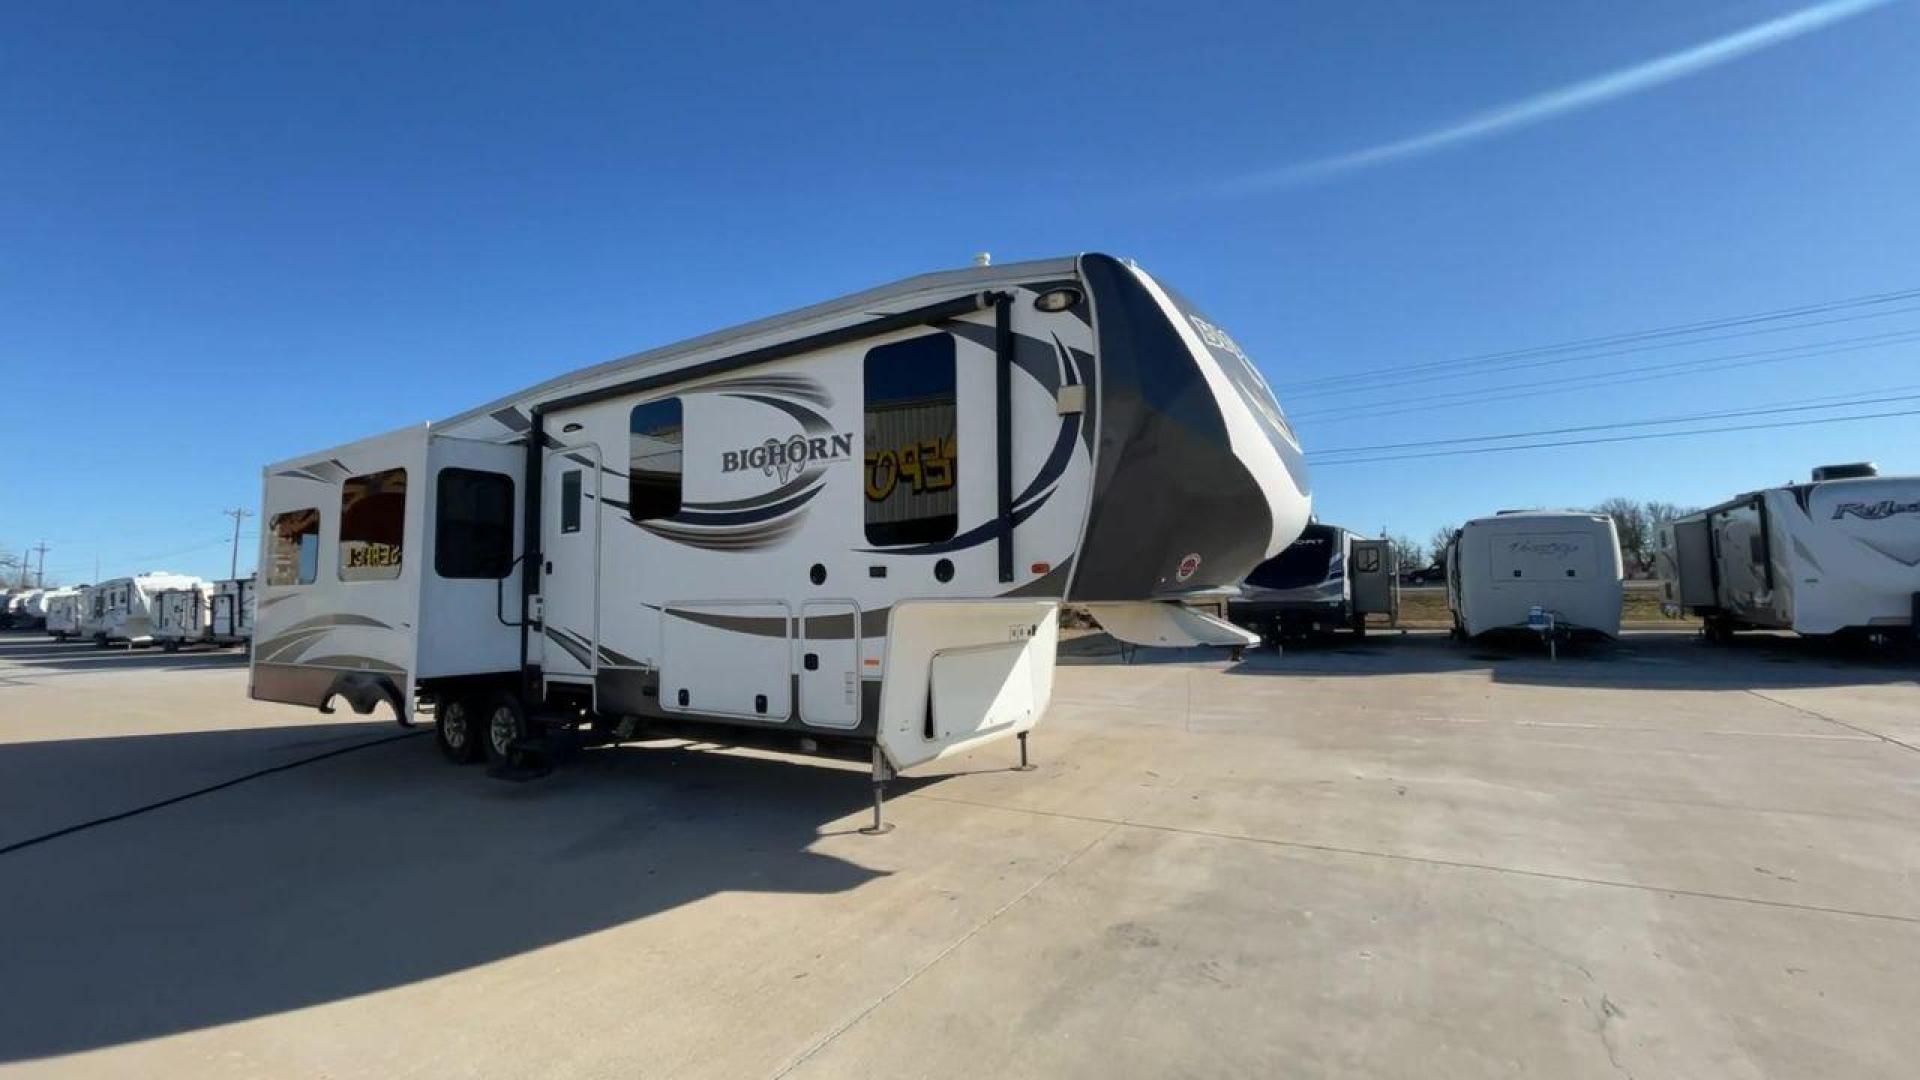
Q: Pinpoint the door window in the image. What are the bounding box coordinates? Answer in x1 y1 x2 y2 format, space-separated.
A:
561 470 583 534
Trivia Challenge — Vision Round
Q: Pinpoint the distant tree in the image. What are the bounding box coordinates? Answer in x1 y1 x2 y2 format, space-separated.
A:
1644 501 1693 527
1595 497 1653 574
1387 534 1425 572
1427 525 1457 566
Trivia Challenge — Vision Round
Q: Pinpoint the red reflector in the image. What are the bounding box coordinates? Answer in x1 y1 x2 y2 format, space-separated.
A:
1030 562 1051 574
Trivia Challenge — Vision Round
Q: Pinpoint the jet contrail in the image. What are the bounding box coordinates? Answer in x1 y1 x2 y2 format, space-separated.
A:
1221 0 1896 193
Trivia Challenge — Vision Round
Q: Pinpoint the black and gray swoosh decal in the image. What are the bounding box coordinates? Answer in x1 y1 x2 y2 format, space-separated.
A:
651 605 891 640
543 626 594 668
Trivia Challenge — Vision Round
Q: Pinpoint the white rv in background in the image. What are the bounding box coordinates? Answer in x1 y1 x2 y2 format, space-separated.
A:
1656 463 1920 642
75 585 102 640
1446 511 1624 641
93 572 206 646
209 576 255 646
44 588 84 639
153 584 215 651
252 253 1310 810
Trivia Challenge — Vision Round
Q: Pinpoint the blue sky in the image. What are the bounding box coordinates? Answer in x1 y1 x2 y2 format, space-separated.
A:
2 0 1916 583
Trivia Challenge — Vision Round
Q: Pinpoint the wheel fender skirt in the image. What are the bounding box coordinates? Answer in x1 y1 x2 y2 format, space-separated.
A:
321 672 409 725
1083 601 1260 648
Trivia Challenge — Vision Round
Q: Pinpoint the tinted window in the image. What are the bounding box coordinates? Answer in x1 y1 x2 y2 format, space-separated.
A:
629 399 683 522
268 508 321 586
561 470 582 534
1246 524 1339 590
864 333 957 546
435 468 515 579
339 468 407 581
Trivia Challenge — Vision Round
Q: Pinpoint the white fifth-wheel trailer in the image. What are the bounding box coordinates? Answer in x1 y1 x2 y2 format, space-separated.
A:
252 254 1310 820
1656 463 1920 642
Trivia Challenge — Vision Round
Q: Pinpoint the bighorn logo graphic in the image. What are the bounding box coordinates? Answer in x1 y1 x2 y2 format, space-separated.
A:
723 434 854 484
1832 499 1920 521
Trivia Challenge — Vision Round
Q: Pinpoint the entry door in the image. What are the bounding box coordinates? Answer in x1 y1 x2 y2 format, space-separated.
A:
1350 539 1398 619
542 445 603 684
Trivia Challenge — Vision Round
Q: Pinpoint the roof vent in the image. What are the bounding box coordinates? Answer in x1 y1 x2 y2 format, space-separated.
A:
1811 462 1877 482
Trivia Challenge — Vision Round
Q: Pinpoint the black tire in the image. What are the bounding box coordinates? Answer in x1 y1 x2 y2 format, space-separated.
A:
435 696 486 764
93 634 108 649
162 640 179 653
483 689 531 766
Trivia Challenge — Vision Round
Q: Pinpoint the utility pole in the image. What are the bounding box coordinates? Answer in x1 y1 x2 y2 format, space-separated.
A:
29 541 49 588
223 507 253 580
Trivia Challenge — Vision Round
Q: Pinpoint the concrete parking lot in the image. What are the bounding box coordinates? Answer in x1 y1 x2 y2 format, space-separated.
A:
1 629 1916 1078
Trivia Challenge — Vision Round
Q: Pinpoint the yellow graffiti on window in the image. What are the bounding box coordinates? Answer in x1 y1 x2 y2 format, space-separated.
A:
865 436 957 501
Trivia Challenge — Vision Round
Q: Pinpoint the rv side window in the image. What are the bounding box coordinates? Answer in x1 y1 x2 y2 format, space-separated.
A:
629 399 684 522
435 468 516 579
267 509 321 586
339 468 407 582
864 333 957 546
561 470 583 534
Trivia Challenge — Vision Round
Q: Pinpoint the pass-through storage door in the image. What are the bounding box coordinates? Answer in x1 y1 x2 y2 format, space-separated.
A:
799 601 860 729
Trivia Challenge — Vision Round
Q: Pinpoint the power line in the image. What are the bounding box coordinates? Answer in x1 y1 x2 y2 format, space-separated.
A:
1273 284 1920 394
1308 407 1920 468
1307 390 1920 457
1288 331 1920 425
1282 302 1920 403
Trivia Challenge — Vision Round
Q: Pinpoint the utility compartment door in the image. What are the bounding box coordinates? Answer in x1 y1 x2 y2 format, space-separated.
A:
799 601 861 730
541 444 603 684
660 602 792 720
1349 538 1398 619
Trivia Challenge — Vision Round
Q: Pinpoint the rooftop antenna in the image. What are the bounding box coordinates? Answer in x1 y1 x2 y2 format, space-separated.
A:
974 252 991 267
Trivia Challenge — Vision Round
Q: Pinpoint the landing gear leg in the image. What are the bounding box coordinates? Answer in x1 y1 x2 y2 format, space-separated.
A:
859 744 895 836
1015 730 1037 772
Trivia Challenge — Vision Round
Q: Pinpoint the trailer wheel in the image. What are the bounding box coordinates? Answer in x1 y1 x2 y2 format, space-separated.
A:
93 634 108 649
483 690 531 766
435 697 485 764
162 640 179 653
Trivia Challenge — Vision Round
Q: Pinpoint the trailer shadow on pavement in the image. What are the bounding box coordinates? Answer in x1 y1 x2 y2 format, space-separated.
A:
1060 629 1919 692
0 728 898 1064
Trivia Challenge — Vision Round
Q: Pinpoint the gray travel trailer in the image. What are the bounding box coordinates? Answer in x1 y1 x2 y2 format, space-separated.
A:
1228 521 1398 643
251 253 1310 816
1446 511 1624 641
1656 463 1920 642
